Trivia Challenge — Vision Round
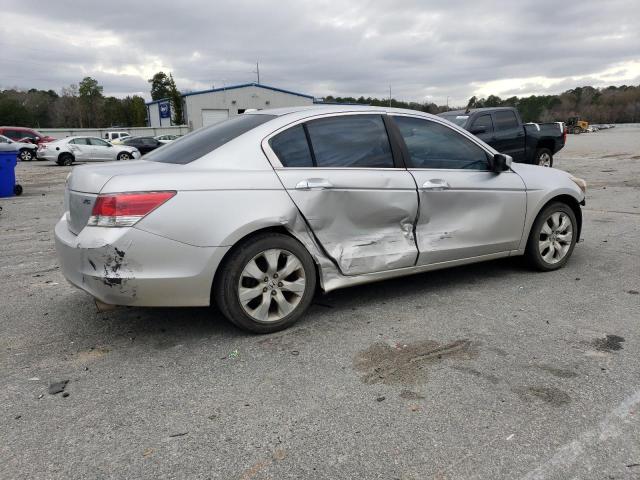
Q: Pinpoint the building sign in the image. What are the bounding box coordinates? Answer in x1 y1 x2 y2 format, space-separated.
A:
159 101 171 119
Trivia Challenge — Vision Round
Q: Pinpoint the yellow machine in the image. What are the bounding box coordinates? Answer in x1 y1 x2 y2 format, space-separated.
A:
567 116 589 134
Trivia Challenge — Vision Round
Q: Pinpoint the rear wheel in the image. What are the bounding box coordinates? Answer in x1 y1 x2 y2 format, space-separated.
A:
214 233 317 333
535 148 553 167
57 153 74 166
117 152 131 161
525 202 577 271
19 149 34 162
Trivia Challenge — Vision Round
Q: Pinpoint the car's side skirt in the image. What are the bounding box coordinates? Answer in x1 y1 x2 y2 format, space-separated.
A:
321 250 521 293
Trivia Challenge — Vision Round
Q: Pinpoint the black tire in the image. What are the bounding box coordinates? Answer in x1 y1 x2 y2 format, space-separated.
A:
117 152 131 161
58 154 74 166
572 127 581 135
525 202 578 271
14 184 23 196
214 232 317 334
18 149 34 162
534 148 553 167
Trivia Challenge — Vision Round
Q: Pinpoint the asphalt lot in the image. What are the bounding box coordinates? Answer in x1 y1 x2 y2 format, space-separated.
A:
1 126 639 479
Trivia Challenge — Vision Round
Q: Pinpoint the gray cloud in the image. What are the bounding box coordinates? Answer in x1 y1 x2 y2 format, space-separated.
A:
0 0 638 105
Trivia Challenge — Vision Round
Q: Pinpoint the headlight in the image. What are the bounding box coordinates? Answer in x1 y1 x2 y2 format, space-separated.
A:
570 176 587 193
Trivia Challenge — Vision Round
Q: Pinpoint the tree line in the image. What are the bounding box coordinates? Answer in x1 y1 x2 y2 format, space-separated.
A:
0 72 184 129
326 84 640 123
1 75 639 128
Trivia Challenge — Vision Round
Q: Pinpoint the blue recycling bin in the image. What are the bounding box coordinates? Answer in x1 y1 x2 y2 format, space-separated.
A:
0 144 20 197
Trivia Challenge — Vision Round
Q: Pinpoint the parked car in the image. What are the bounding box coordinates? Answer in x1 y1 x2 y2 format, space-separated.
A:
104 131 131 144
439 107 566 167
55 106 586 333
155 134 181 144
0 134 39 162
122 136 163 154
0 126 56 145
38 136 141 165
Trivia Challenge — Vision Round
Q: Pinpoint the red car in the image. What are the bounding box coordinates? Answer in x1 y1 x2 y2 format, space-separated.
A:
0 126 56 145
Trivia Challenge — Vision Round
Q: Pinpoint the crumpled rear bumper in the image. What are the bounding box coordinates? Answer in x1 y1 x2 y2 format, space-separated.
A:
54 215 229 306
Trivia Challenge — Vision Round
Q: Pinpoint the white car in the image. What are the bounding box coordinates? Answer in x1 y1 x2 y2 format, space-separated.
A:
38 136 141 166
0 134 39 162
155 134 181 144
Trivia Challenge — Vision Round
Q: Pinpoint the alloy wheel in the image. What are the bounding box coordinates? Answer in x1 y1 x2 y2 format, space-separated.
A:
20 150 33 161
538 212 573 264
237 248 306 322
538 152 552 167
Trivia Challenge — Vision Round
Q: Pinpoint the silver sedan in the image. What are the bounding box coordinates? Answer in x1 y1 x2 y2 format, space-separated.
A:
38 136 141 165
54 106 586 333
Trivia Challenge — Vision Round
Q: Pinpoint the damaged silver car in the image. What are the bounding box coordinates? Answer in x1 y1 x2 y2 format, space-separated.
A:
55 106 586 333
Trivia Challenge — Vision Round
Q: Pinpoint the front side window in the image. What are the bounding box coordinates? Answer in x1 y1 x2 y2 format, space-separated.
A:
494 111 519 131
305 115 394 168
269 124 313 167
470 114 494 133
393 116 489 170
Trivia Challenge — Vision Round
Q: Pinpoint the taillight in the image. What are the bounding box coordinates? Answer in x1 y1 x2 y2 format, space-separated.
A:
88 191 176 227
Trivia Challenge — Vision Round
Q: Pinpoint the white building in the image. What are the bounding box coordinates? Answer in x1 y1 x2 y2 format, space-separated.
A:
147 83 313 130
146 98 173 128
146 83 315 130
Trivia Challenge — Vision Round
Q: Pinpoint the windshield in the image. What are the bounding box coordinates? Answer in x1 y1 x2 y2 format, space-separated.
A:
145 114 276 164
439 114 469 127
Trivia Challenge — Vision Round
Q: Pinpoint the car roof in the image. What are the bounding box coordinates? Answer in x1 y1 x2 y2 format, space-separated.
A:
441 107 516 116
248 104 439 122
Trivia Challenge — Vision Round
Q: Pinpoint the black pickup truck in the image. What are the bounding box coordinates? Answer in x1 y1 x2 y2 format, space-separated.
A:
439 107 566 167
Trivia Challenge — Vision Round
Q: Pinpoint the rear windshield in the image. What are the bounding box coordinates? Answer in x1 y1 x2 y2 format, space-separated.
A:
145 114 275 164
439 114 469 127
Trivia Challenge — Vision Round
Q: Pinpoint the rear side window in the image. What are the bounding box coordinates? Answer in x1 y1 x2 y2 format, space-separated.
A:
494 111 519 130
305 115 394 168
146 114 275 164
393 116 488 170
269 125 313 167
70 138 90 145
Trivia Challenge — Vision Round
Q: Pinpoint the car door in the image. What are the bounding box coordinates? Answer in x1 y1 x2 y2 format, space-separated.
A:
491 110 526 162
264 113 419 275
89 137 115 160
67 138 92 161
390 114 526 265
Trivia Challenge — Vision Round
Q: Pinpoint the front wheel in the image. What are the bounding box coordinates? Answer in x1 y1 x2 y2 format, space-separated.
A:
117 152 131 161
525 202 578 271
19 149 34 162
535 148 553 167
214 233 317 333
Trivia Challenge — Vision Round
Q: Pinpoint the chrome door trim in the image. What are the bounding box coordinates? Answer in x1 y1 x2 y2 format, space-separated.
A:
261 110 387 169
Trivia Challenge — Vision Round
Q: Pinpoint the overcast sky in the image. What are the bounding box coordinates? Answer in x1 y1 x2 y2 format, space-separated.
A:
1 0 639 106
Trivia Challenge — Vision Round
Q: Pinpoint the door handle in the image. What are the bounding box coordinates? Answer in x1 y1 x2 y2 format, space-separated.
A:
295 178 333 190
421 179 450 190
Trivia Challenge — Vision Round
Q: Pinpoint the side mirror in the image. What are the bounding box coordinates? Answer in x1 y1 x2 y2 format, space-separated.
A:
470 126 487 134
491 153 512 172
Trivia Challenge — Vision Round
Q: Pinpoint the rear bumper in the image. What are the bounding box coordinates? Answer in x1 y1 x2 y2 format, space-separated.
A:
54 215 230 307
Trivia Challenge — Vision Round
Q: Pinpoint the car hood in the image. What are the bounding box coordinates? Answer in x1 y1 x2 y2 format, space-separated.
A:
67 160 180 193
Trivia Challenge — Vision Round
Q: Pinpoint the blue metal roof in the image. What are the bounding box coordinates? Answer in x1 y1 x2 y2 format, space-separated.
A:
145 97 170 106
181 82 314 100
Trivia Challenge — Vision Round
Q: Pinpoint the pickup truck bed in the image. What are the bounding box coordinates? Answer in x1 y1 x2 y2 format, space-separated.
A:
439 107 566 167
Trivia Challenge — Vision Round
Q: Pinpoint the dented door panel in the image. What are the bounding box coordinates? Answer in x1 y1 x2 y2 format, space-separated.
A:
410 169 527 264
274 168 419 275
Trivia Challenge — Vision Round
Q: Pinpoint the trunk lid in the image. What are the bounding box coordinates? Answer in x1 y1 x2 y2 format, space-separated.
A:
65 160 178 235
